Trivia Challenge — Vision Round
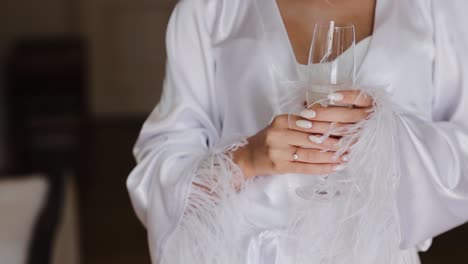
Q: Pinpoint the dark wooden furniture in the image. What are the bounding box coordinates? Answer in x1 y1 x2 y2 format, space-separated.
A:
5 36 88 174
4 36 87 264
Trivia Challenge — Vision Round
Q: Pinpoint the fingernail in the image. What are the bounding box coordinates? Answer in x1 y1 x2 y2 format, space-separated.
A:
300 109 317 119
328 92 344 102
342 154 350 162
296 120 313 129
309 135 324 144
333 164 346 172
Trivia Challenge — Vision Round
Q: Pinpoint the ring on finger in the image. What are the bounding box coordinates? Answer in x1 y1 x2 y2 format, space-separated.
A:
292 147 299 162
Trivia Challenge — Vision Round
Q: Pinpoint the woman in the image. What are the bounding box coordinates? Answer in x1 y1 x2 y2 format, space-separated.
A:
127 0 468 263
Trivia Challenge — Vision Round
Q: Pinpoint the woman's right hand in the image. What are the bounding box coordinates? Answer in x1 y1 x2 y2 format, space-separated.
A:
232 113 348 180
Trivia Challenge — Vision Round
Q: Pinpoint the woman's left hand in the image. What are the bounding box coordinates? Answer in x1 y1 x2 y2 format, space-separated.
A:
292 90 374 138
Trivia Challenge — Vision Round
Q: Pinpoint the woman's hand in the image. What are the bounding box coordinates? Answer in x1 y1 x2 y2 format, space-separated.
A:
233 90 374 180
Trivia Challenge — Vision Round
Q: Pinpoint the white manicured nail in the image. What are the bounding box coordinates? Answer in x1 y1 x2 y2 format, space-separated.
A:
342 154 350 162
333 164 346 172
328 93 344 102
309 135 324 144
300 109 317 119
296 120 313 129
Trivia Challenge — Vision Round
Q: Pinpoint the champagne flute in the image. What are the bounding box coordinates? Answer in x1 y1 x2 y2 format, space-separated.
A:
295 22 356 201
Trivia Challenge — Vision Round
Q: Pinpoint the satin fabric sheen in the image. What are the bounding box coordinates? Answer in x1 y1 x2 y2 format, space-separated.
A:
127 0 468 262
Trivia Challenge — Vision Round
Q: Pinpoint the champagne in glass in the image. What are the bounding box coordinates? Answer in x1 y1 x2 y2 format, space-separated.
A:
307 22 355 107
296 22 356 201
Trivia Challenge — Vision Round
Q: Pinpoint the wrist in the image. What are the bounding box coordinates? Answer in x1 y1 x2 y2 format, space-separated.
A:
232 145 256 180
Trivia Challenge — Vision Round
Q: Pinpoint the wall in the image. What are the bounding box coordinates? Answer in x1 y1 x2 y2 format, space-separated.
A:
2 0 78 36
0 0 78 171
0 0 175 170
0 0 175 118
81 0 176 116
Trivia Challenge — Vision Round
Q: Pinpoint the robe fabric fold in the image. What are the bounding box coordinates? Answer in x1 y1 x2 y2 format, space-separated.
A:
127 0 468 263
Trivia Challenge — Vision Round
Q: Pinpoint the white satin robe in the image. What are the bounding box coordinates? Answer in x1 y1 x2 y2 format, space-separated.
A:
127 0 468 262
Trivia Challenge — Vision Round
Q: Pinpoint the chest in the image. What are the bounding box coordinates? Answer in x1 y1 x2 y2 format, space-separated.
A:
277 0 376 64
214 0 435 137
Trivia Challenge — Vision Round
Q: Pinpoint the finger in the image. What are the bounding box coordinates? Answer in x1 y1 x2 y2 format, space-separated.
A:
328 90 374 108
288 147 343 164
270 114 290 128
287 162 342 175
290 115 353 136
285 130 341 151
308 105 372 124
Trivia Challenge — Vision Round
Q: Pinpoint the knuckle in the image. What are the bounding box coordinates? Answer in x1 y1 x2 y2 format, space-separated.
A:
313 105 323 113
272 115 287 127
266 147 277 160
265 129 279 146
309 104 322 113
270 117 280 127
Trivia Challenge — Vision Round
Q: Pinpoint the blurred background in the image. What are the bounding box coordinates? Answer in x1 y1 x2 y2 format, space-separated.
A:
0 0 466 263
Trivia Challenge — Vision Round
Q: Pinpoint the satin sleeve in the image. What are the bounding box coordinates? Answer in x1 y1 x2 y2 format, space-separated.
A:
396 0 468 250
126 0 242 261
